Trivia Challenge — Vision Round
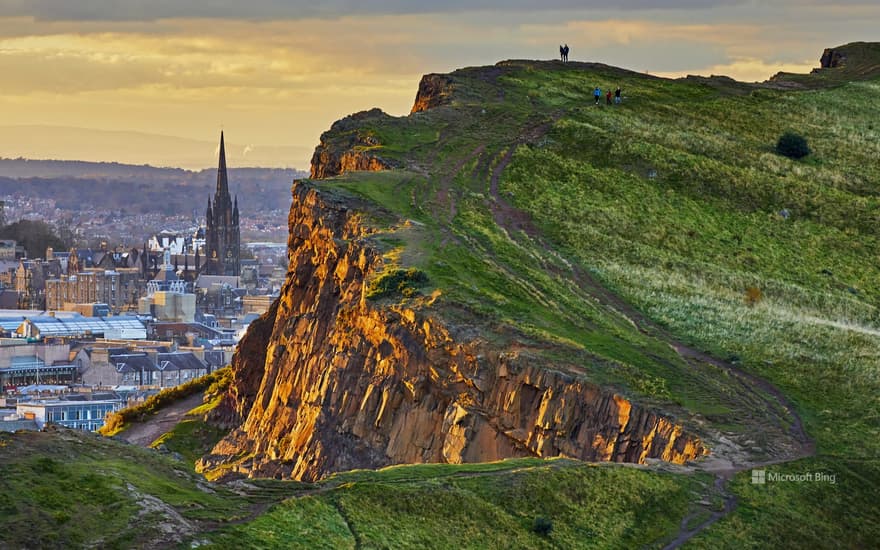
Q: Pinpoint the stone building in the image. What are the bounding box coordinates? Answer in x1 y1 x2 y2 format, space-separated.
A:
45 268 143 312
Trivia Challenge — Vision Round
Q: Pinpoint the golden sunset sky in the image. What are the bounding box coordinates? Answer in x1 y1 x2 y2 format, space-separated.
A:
0 1 877 169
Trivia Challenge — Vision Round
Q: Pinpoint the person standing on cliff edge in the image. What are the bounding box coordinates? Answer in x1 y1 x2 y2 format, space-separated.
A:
563 44 569 62
559 45 565 61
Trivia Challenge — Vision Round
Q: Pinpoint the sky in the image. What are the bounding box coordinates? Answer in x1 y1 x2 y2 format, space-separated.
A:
0 1 877 169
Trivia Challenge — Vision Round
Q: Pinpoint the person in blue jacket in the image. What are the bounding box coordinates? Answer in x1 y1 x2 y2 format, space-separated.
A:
593 86 601 105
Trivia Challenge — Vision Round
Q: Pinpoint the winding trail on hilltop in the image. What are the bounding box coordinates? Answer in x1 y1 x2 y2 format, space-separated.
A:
481 117 815 548
435 143 485 221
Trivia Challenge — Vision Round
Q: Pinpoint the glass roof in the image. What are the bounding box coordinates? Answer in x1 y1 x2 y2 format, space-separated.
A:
0 315 145 336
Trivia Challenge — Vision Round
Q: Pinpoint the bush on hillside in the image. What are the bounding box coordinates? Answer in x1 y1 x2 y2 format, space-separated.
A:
532 516 553 536
744 286 763 306
366 267 428 300
775 132 811 159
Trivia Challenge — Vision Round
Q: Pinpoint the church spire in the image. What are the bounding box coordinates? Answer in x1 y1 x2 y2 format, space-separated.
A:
215 131 230 206
233 195 239 224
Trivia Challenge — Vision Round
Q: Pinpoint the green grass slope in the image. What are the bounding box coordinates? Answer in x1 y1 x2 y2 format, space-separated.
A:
304 48 880 547
0 429 259 549
204 460 711 549
1 429 716 549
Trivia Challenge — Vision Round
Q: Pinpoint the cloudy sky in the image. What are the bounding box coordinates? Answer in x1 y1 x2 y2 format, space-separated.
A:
0 1 877 169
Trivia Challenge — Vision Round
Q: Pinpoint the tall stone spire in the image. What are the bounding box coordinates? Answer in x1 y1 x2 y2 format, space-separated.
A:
204 131 240 276
215 131 230 209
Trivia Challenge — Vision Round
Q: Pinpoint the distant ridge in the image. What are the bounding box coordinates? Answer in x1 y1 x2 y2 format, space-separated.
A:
0 157 304 181
0 125 310 170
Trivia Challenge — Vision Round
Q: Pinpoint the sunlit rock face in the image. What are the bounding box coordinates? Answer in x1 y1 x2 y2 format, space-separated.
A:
309 108 398 179
198 182 706 482
411 74 455 114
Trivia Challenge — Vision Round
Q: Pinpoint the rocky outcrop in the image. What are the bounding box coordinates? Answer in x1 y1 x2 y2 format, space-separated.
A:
198 182 707 482
206 298 278 430
309 108 400 179
820 48 847 69
411 74 455 114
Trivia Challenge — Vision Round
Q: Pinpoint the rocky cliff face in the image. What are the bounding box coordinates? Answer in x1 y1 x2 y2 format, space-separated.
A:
309 108 400 179
411 74 455 114
820 48 847 68
199 182 707 482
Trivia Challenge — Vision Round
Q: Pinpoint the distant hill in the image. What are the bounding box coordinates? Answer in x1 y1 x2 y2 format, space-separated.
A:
0 158 307 217
0 125 311 170
0 157 303 182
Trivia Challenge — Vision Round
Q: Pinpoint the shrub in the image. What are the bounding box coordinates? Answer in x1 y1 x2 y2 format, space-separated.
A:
366 268 428 300
775 132 811 159
744 286 763 306
532 516 553 536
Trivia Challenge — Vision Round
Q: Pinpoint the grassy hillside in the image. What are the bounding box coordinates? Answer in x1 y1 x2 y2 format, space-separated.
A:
0 428 267 549
204 460 712 549
305 52 880 547
1 428 718 549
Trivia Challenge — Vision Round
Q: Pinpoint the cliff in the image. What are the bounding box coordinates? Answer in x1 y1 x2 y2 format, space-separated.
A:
199 182 706 482
411 74 455 114
769 41 880 87
309 108 400 179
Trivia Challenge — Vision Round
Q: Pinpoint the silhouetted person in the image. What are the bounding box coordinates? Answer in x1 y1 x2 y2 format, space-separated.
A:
593 86 601 105
560 45 565 62
614 86 622 104
563 44 569 62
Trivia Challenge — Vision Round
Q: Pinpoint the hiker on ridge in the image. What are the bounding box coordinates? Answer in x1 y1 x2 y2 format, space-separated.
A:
614 86 622 104
606 90 613 105
560 45 565 61
593 86 601 105
563 44 569 62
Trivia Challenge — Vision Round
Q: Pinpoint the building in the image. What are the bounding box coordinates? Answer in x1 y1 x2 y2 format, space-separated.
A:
16 399 122 431
203 132 241 276
0 340 74 387
242 295 273 316
12 314 147 341
138 249 196 323
156 352 209 387
62 303 112 317
78 348 207 388
15 259 63 309
45 268 144 313
0 240 16 260
195 274 244 320
149 322 226 345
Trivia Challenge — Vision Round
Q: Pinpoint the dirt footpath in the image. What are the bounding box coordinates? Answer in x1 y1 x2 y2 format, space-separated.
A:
118 393 205 447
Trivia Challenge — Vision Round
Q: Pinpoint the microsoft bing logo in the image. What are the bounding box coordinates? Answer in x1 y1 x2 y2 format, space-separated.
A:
751 469 766 484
